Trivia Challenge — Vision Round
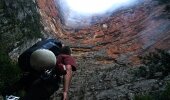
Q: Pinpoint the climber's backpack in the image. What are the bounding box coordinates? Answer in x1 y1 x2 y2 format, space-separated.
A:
18 38 62 72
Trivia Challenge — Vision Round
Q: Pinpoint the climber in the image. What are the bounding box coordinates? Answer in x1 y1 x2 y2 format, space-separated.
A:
22 46 77 100
57 46 77 100
2 39 77 100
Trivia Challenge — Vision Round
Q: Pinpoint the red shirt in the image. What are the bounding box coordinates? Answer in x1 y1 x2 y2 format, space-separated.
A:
56 54 77 71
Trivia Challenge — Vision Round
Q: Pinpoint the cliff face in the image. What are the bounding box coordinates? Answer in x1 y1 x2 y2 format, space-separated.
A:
0 0 43 94
35 1 170 98
37 0 170 64
36 0 64 38
1 0 169 99
0 0 42 58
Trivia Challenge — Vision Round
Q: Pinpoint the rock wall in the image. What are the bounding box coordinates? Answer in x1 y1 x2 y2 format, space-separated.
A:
36 0 64 38
0 0 43 60
35 0 170 99
36 0 170 64
0 0 43 95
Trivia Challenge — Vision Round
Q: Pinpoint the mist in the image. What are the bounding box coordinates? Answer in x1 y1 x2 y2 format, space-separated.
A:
55 0 139 28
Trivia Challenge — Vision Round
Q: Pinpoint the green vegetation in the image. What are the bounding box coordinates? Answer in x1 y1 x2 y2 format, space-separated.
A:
164 5 170 19
0 50 21 93
0 0 42 94
0 0 42 51
134 83 170 100
154 0 170 19
134 94 153 100
159 83 170 100
135 49 170 79
155 0 170 4
134 49 170 100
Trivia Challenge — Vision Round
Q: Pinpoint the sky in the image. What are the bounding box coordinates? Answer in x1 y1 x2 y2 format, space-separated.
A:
65 0 137 15
56 0 138 28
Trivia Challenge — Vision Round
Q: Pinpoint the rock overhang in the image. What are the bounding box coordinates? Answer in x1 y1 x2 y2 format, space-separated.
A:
36 0 170 64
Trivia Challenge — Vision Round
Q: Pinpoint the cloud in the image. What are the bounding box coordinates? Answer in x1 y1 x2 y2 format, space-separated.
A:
65 0 137 15
55 0 138 28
